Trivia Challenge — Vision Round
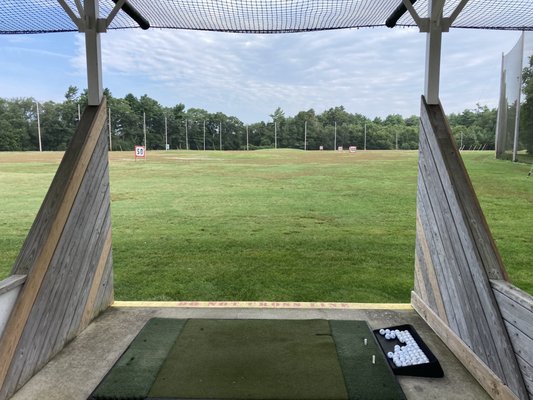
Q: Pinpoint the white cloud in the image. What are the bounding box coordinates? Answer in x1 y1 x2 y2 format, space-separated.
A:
68 26 522 122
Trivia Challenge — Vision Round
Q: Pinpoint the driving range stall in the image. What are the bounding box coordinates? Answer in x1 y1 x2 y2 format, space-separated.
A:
0 1 532 399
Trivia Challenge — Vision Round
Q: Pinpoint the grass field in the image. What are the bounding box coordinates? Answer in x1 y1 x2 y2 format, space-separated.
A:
0 150 531 302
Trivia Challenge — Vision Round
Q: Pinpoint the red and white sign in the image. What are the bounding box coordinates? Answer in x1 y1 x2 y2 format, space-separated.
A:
349 146 357 153
134 145 145 159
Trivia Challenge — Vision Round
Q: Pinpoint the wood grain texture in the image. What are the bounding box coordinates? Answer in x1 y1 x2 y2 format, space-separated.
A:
419 119 503 374
12 133 110 389
79 228 112 332
413 97 528 399
412 292 520 400
493 289 533 342
516 355 533 398
0 276 26 296
415 211 448 324
421 100 507 281
418 150 475 345
91 250 113 321
0 98 113 400
491 280 533 399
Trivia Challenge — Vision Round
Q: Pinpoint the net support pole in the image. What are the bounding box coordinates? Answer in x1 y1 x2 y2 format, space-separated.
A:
495 53 506 157
512 32 525 162
424 0 445 105
84 0 104 106
59 0 149 107
393 0 469 105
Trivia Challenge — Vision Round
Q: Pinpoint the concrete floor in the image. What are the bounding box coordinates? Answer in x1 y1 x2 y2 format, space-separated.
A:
11 305 490 400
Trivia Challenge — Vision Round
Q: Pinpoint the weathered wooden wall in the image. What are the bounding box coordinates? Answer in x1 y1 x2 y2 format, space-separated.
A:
492 280 533 399
412 97 529 400
0 98 113 400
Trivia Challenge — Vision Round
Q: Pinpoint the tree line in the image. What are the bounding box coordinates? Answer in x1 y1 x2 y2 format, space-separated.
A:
0 86 500 152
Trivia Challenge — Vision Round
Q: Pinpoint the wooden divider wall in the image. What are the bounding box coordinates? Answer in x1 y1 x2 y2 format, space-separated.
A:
0 99 113 400
491 280 533 398
412 97 528 400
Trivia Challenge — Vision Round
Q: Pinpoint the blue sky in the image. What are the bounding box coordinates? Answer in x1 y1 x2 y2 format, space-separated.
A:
0 27 523 123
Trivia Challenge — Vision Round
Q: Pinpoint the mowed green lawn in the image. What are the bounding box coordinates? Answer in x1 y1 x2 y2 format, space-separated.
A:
0 150 531 302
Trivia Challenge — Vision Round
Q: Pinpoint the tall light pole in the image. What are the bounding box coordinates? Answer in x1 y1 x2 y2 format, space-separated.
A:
203 120 206 151
334 121 337 151
274 121 277 149
395 131 398 150
219 122 222 151
143 111 147 157
164 115 168 150
108 106 112 151
35 101 42 152
246 125 249 151
364 123 367 151
77 103 81 121
185 119 189 150
304 121 307 151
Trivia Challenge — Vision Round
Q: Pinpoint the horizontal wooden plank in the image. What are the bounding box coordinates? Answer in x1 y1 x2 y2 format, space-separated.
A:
504 322 533 368
493 292 533 342
492 280 533 314
0 276 26 296
516 354 533 398
411 291 520 400
491 280 533 399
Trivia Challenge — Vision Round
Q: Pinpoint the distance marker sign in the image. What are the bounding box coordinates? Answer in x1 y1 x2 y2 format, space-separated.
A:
135 145 145 160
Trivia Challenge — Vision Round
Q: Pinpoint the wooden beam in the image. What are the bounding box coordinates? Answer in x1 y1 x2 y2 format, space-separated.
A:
0 276 26 296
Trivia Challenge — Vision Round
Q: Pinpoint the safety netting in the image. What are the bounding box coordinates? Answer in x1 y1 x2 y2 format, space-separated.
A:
495 32 533 161
1 0 533 35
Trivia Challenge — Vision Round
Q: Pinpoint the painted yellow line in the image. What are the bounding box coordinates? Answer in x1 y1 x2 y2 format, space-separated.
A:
112 301 412 310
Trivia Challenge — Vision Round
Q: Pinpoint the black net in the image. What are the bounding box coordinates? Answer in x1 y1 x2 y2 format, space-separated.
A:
1 0 532 35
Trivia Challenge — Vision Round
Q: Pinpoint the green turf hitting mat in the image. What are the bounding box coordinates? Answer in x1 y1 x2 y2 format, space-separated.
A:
89 318 406 400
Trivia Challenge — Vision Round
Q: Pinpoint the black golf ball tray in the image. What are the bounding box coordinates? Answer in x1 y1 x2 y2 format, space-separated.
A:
373 324 444 378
